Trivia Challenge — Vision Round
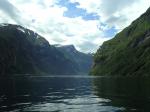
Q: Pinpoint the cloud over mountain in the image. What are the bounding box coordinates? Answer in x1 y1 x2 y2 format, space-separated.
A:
0 0 149 52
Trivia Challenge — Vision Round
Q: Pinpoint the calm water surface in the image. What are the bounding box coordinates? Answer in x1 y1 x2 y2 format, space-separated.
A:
0 76 150 112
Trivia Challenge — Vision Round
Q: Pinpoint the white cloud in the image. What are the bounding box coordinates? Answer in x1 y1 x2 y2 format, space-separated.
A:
70 0 101 13
0 0 149 53
0 0 104 53
71 0 150 30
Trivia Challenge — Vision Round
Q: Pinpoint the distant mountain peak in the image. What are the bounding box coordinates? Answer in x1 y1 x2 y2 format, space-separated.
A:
0 23 93 75
0 23 49 48
54 44 64 47
62 44 75 49
0 23 40 39
54 44 77 52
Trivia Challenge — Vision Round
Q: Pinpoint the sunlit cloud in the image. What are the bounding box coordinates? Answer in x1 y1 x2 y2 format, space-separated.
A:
0 0 149 53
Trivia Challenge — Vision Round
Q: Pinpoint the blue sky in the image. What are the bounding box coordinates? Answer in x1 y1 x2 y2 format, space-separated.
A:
57 0 100 20
0 0 149 52
57 0 117 37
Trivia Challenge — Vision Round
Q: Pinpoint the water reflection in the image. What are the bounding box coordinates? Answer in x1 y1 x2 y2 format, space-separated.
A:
0 76 124 112
0 76 150 112
93 76 150 112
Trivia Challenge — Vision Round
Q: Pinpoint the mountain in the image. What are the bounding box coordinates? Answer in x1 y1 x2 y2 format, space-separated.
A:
0 24 92 76
55 44 93 74
91 7 150 76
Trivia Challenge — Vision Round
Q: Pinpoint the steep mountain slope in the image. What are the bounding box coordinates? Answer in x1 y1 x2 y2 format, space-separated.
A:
91 7 150 76
55 45 93 74
0 24 79 76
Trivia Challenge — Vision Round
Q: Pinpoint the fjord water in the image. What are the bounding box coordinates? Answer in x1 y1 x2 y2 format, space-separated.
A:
0 76 150 112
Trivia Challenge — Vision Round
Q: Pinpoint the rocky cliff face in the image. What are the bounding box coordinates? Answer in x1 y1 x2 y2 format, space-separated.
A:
91 7 150 76
0 24 92 76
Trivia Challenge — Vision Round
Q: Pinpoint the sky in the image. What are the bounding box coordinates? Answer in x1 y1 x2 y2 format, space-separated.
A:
0 0 149 53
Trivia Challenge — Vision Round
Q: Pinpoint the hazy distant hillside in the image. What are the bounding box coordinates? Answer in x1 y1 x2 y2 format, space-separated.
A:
55 44 93 74
91 7 150 76
0 24 92 76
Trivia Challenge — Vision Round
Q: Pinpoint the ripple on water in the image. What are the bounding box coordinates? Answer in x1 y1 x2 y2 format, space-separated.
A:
64 88 76 91
23 102 125 112
23 95 125 112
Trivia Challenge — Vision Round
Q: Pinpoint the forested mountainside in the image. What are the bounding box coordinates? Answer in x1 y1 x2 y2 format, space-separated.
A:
91 7 150 76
